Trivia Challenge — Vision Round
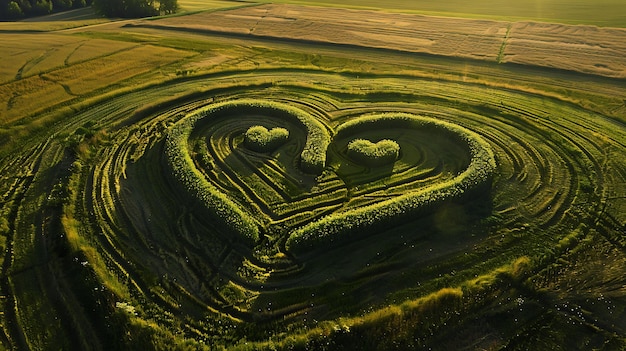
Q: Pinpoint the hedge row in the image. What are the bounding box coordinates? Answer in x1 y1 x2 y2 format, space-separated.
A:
165 103 259 244
165 99 332 244
285 113 496 254
196 99 330 174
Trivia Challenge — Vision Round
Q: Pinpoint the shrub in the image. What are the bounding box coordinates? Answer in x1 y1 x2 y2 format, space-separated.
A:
244 125 289 153
347 138 399 167
7 1 23 18
93 0 160 17
32 0 52 15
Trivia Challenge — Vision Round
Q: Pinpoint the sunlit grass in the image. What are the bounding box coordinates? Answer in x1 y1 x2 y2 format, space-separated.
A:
0 19 110 31
177 0 252 12
0 2 624 349
262 0 626 27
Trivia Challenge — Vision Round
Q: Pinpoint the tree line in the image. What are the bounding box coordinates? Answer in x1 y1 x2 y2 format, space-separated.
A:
0 0 177 19
0 0 90 18
92 0 177 17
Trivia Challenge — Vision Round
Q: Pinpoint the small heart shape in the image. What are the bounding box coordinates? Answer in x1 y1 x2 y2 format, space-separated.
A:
244 125 289 152
347 138 400 167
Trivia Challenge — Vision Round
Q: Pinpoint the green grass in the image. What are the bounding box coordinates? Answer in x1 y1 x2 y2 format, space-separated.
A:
165 104 262 244
0 3 624 350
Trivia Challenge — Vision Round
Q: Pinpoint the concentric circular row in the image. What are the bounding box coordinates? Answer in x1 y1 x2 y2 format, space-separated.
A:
68 69 625 347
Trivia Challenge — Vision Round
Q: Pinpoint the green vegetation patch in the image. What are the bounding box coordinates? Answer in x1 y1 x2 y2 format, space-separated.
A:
286 113 496 254
346 138 400 167
244 125 290 153
165 99 332 244
165 104 260 244
3 10 626 349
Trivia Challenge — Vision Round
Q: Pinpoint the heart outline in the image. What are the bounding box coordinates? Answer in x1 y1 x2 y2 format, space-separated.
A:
165 99 496 253
286 112 496 253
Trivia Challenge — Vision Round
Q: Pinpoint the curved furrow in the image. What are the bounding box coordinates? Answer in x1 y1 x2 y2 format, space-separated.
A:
5 64 621 349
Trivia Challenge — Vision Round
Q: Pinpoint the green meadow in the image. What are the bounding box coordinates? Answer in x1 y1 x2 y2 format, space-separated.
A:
0 0 624 349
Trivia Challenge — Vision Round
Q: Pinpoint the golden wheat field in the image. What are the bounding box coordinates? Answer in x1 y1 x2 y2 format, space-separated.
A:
0 35 192 125
0 35 135 84
502 21 626 78
145 3 626 78
146 4 509 61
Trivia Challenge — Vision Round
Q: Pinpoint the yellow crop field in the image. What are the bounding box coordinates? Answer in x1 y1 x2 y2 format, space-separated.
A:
0 34 72 83
42 45 193 95
177 0 245 11
502 22 626 78
0 34 134 84
152 4 510 62
0 76 69 125
0 41 192 125
60 38 137 66
147 3 626 78
0 18 109 32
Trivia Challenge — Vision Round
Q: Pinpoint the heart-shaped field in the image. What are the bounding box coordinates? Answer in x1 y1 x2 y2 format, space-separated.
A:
165 99 496 254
